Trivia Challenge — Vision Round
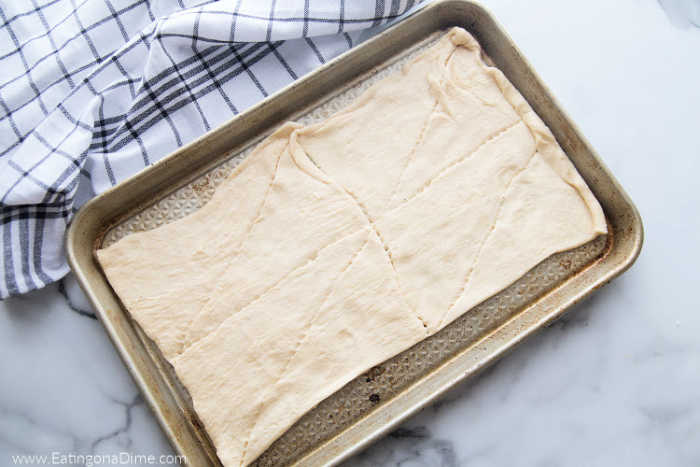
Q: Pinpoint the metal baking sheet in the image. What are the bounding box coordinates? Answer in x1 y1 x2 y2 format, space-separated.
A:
66 1 643 466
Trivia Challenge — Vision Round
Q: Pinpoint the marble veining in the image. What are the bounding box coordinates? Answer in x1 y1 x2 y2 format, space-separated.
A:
0 283 174 463
658 0 700 28
2 0 700 465
348 427 459 467
58 277 96 321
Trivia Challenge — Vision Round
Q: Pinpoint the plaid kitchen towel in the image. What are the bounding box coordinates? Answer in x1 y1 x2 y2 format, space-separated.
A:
0 0 425 299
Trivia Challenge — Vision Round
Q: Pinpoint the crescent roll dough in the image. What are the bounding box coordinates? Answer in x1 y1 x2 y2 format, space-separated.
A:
97 28 606 466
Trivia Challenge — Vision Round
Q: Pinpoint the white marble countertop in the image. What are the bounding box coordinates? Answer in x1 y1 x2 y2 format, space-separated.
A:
2 0 700 465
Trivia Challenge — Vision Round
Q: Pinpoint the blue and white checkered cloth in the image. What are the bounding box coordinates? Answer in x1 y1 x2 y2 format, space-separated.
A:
0 0 423 299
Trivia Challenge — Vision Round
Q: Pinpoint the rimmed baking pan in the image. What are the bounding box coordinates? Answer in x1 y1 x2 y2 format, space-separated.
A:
66 1 643 465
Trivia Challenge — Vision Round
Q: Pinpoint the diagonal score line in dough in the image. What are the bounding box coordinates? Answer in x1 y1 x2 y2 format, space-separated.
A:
179 145 285 354
436 149 539 330
237 236 371 466
296 144 430 329
381 42 459 212
334 189 429 329
179 225 371 356
468 39 546 168
453 76 499 107
384 99 440 211
380 118 523 221
472 49 603 231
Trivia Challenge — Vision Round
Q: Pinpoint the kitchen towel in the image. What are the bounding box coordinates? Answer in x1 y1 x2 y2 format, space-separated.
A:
0 0 424 299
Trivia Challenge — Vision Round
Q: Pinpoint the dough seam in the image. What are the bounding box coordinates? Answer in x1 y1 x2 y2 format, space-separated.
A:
293 142 430 329
175 225 372 359
436 149 538 329
383 118 523 216
447 29 604 232
238 236 371 466
385 98 440 210
179 141 286 355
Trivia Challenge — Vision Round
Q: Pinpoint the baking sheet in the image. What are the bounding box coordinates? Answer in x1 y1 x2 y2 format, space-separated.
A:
66 2 643 466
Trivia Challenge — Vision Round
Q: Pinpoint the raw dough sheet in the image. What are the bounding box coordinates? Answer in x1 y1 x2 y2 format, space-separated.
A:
97 27 606 467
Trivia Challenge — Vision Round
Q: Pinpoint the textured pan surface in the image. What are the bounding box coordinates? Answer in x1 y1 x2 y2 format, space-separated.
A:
66 2 642 466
